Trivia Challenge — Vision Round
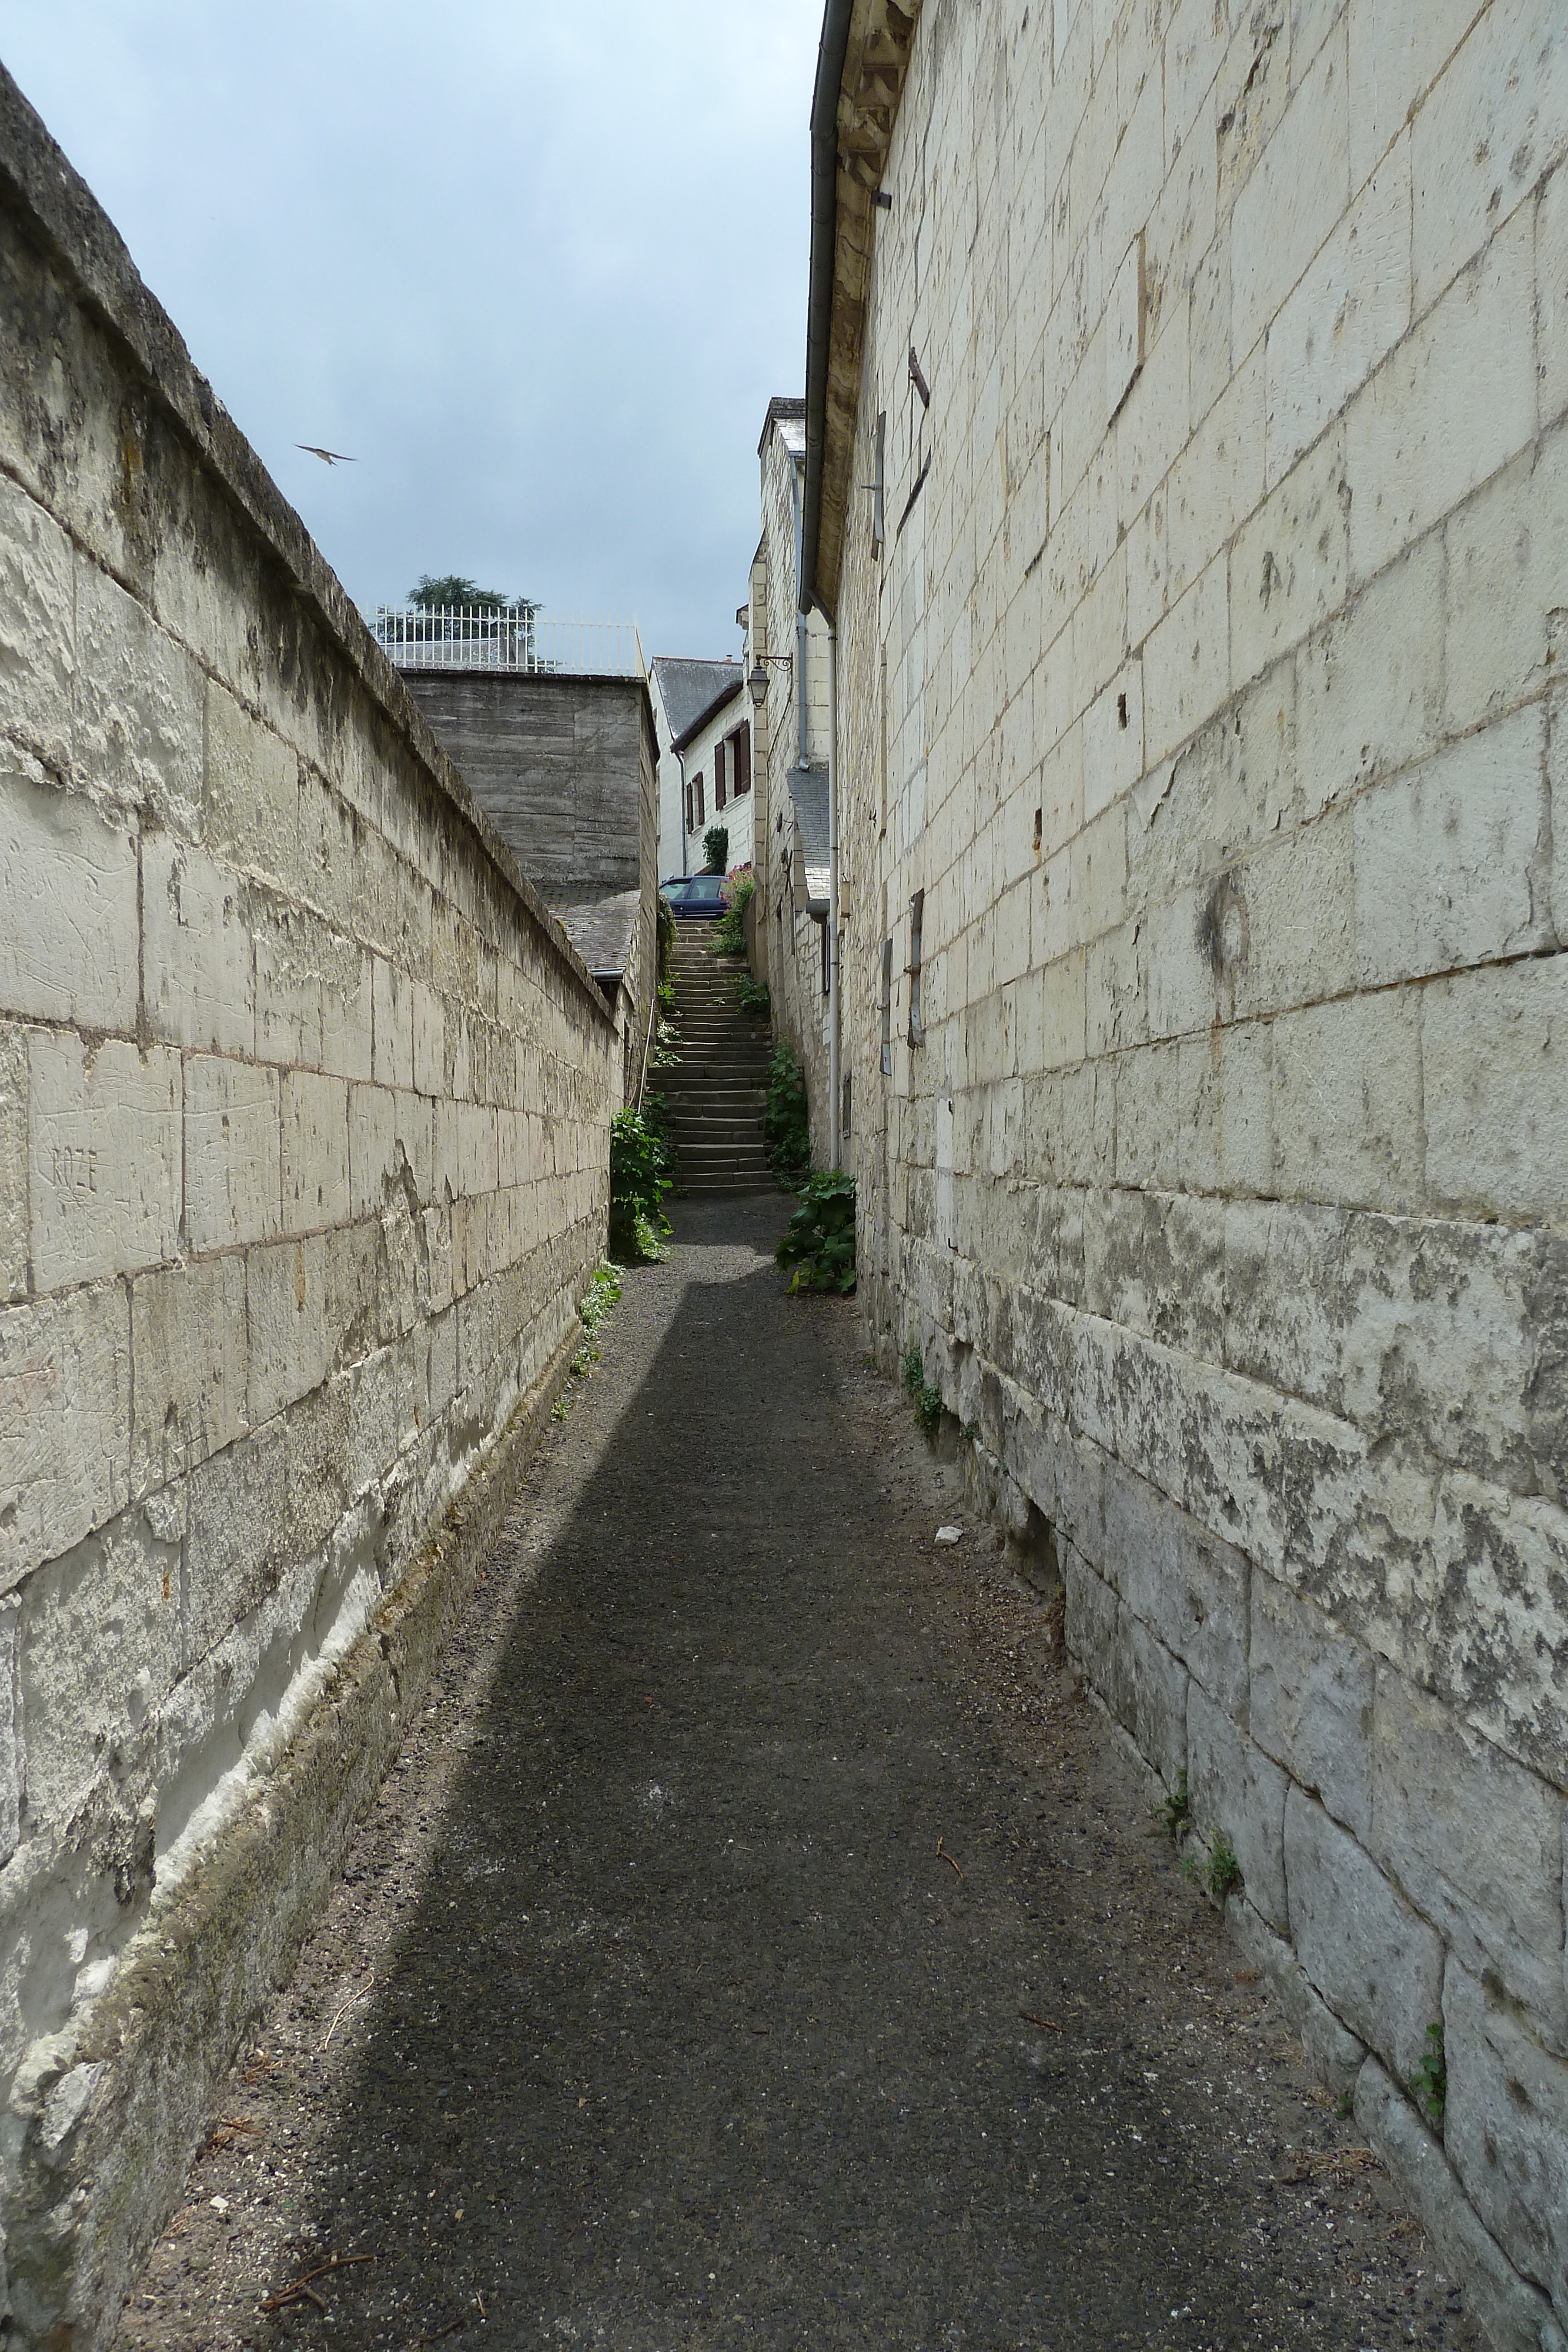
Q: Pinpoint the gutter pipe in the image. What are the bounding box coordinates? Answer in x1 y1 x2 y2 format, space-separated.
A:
801 0 854 619
827 617 841 1171
786 448 809 769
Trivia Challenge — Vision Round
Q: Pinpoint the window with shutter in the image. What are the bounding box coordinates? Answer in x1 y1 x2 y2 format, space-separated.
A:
685 780 693 833
715 739 727 811
733 726 751 795
880 938 893 1075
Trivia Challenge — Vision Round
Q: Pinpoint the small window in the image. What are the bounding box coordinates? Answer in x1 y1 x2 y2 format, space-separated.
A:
684 781 693 831
820 918 831 999
907 889 924 1046
694 774 705 828
880 937 892 1075
731 725 751 795
715 739 727 811
841 1073 852 1140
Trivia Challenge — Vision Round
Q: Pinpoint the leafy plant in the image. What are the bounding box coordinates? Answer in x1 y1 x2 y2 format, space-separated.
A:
610 1099 675 1261
1156 1769 1190 1842
900 1342 945 1439
776 1170 857 1294
579 1259 621 1336
656 891 676 978
703 823 730 874
1182 1826 1243 1903
765 1040 811 1187
735 974 770 1016
1413 2022 1446 2126
709 873 755 958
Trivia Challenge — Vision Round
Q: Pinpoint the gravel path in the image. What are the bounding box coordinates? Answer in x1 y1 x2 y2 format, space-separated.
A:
118 1197 1479 2351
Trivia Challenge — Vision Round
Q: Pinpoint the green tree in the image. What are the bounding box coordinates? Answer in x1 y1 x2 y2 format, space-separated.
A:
409 573 532 610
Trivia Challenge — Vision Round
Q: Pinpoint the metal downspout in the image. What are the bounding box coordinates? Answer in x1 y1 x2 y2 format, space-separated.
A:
787 452 808 768
801 0 854 615
827 617 841 1171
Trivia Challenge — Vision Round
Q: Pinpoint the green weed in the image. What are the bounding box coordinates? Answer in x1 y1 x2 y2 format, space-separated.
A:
610 1100 675 1261
1155 1770 1190 1842
1182 1826 1243 1903
1413 2022 1446 2125
900 1343 945 1440
764 1040 811 1188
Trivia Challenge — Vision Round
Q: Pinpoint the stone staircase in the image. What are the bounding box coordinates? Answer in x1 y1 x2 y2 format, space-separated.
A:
656 925 775 1194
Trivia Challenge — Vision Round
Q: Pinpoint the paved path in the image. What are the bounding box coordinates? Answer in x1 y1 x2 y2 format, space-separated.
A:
120 1200 1477 2352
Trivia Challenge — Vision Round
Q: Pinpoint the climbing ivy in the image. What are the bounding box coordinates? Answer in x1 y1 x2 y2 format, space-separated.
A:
764 1040 811 1188
610 1097 675 1261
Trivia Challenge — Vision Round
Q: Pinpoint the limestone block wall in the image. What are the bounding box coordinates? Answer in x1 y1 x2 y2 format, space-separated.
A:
0 71 615 2344
831 2 1568 2340
756 416 834 1157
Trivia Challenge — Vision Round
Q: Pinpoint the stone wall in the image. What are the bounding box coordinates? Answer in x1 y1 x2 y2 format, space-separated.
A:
827 3 1568 2343
0 69 616 2345
754 412 835 1157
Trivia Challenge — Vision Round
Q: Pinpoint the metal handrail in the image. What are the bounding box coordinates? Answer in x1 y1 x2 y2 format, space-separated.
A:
367 605 641 678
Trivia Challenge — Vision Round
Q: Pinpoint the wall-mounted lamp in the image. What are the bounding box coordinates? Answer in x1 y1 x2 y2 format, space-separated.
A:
748 653 793 707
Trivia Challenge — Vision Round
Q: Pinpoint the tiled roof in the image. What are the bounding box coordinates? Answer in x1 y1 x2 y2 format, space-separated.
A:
649 657 743 747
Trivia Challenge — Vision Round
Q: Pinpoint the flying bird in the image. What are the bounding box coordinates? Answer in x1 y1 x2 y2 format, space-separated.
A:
296 444 356 465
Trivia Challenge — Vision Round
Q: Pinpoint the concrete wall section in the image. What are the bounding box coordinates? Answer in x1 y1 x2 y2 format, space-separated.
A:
0 68 616 2345
830 3 1568 2341
404 671 648 905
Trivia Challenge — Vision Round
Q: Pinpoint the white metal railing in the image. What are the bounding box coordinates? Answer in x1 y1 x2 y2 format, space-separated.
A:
368 604 644 679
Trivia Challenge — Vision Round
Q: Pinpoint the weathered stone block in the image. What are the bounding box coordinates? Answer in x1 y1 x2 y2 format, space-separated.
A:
183 1381 348 1663
1250 1573 1373 1839
246 1234 330 1425
1354 704 1550 990
74 559 203 836
372 957 415 1092
0 475 73 775
1063 1538 1119 1695
1100 1454 1251 1715
1284 1783 1445 2083
1264 131 1411 485
1355 2055 1563 2352
1370 1667 1567 2049
281 1071 350 1236
204 678 301 894
28 1032 180 1288
0 1595 17 1865
18 1503 182 1833
1187 1682 1289 1932
0 1021 25 1302
130 1253 248 1496
1269 988 1423 1212
0 767 139 1030
1429 1471 1568 1798
1345 202 1534 583
348 1085 434 1220
183 1055 280 1254
1424 957 1568 1223
142 834 253 1058
0 1286 131 1589
1229 424 1350 687
1445 1956 1568 2330
1121 1613 1188 1789
347 1337 422 1502
1229 1893 1365 2090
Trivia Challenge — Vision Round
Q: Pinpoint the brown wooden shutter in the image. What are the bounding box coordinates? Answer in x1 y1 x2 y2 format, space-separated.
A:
734 726 751 794
715 739 727 810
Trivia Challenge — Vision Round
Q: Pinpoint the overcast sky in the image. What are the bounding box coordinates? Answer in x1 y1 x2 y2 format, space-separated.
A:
0 3 819 660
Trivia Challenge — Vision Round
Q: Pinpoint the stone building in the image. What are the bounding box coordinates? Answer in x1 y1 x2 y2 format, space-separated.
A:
747 398 838 1154
648 655 744 876
802 0 1568 2341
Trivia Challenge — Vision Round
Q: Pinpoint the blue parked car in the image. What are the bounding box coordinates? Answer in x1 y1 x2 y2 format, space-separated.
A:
660 873 728 920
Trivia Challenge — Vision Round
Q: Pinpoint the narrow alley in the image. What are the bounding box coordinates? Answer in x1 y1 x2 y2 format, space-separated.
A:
118 1204 1476 2352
